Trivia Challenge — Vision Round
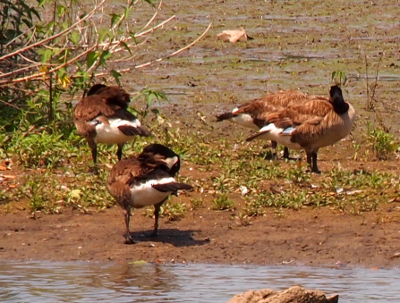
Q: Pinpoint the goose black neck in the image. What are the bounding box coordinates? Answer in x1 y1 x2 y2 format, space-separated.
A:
330 86 349 114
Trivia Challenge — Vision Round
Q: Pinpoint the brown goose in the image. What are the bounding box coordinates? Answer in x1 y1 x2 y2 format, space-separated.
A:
216 89 310 158
107 144 193 244
73 84 151 173
246 86 356 173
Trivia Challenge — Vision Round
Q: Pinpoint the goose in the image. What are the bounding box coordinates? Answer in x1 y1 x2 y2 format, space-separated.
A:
107 144 193 244
73 84 151 173
246 86 356 173
216 89 310 158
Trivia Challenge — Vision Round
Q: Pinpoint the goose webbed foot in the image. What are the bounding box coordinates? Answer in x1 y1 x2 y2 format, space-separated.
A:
125 234 136 244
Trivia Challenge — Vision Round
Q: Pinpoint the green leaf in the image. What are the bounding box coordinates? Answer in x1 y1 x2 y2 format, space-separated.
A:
119 41 132 55
40 49 53 63
37 0 48 6
111 70 122 86
57 5 66 17
86 51 98 69
70 32 80 46
110 13 121 27
98 50 111 67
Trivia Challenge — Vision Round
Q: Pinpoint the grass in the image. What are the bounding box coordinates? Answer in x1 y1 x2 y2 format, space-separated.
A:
1 111 399 218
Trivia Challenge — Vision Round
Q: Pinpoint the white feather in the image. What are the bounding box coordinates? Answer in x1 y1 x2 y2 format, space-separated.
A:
164 156 178 170
230 108 258 130
129 177 176 208
254 124 302 150
93 118 141 144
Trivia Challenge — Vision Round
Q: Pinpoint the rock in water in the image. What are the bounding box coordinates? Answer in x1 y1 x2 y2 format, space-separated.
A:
226 285 339 303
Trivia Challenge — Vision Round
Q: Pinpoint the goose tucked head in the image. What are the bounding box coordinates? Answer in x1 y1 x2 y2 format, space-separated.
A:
140 144 181 176
329 85 349 115
87 84 107 96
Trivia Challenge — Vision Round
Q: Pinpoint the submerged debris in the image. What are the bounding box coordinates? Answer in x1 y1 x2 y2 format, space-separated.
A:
217 27 253 43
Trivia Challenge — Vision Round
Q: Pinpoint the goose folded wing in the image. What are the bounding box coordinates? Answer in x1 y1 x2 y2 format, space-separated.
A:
290 116 325 144
108 157 143 185
152 182 193 194
288 97 332 116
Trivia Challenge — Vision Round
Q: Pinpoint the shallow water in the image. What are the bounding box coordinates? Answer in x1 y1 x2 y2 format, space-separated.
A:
0 261 399 302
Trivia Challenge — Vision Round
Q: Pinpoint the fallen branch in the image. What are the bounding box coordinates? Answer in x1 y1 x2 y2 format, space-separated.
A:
72 22 212 80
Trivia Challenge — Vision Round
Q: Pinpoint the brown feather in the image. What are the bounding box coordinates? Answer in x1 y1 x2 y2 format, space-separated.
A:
107 144 191 243
73 86 132 133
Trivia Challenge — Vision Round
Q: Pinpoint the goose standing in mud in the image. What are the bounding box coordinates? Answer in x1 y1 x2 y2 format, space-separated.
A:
107 144 193 244
73 84 151 173
216 89 310 158
246 86 356 173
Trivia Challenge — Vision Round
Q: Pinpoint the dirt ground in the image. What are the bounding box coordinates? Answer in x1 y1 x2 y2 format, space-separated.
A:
1 187 400 268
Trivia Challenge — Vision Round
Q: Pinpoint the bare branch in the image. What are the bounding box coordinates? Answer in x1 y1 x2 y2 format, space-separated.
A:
0 0 107 62
135 15 176 38
93 22 212 78
140 0 163 32
0 46 96 85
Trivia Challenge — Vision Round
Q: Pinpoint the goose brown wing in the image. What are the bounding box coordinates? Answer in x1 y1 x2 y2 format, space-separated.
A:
288 97 332 116
290 116 325 145
261 89 309 107
73 94 118 122
107 157 144 187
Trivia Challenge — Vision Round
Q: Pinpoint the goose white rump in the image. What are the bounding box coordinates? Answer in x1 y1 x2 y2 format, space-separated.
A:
130 177 176 208
254 124 302 150
93 118 142 144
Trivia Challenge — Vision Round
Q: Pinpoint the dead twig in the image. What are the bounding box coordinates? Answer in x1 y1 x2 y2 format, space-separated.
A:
0 0 107 63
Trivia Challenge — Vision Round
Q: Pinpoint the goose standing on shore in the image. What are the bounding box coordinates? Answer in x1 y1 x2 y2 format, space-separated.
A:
73 84 151 173
107 144 193 244
246 86 356 173
216 89 310 159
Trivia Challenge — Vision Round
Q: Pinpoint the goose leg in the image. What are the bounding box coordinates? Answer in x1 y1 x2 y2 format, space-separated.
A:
151 200 166 237
87 139 99 174
271 142 290 160
116 143 124 161
283 147 290 159
311 152 321 174
271 141 278 159
307 151 321 174
124 208 136 244
306 152 312 168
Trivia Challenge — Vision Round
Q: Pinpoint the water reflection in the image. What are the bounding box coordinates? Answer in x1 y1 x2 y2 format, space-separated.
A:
0 261 399 303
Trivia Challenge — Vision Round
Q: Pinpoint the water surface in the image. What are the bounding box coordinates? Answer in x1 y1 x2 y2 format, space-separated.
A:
0 261 399 302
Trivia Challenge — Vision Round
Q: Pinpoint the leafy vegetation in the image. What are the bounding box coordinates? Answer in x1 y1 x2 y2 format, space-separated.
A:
366 123 398 160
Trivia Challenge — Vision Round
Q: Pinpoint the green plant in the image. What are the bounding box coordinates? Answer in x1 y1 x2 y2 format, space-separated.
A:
331 70 347 86
212 193 235 211
366 123 398 160
145 200 187 221
161 201 187 221
190 197 205 210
